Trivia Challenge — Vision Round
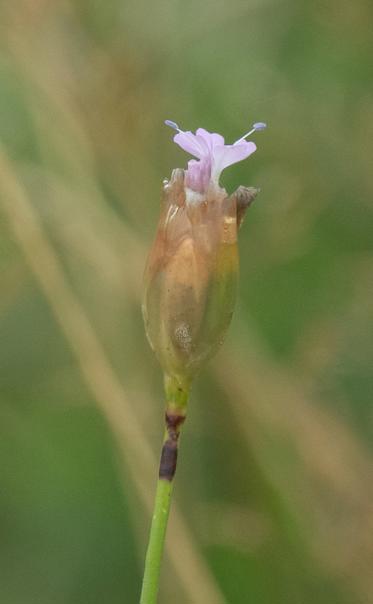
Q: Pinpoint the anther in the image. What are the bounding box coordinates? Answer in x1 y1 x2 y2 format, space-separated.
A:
164 120 181 132
252 122 267 131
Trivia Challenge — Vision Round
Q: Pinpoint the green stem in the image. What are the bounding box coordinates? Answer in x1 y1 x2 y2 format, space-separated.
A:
140 375 190 604
139 464 174 603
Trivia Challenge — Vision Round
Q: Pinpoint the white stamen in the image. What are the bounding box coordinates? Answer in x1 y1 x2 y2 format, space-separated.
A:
235 122 267 143
164 120 182 132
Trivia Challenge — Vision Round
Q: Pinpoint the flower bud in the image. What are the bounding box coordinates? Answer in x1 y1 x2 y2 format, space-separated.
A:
142 170 258 382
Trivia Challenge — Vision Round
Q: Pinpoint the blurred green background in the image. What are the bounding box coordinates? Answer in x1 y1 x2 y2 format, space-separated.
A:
0 1 372 603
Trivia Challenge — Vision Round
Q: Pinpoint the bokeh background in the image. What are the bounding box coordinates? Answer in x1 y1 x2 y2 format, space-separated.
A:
0 1 372 603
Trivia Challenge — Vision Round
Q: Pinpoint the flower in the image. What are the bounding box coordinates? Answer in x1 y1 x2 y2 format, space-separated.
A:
142 121 265 384
165 120 265 195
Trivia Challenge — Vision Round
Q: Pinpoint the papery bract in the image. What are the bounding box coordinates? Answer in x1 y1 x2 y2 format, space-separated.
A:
142 172 257 383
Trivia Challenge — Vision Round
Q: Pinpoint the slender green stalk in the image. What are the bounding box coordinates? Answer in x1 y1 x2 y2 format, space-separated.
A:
139 443 175 604
140 376 190 604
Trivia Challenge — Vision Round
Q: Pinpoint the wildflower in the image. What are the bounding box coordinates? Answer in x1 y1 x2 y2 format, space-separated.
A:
142 121 266 384
165 120 265 197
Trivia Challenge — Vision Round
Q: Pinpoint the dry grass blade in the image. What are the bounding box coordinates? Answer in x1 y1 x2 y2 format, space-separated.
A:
216 327 373 601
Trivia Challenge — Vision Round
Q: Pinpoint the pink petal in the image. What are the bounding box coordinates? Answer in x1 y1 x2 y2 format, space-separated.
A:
185 157 211 192
196 128 225 150
212 142 256 177
174 131 210 159
210 132 225 147
194 134 212 156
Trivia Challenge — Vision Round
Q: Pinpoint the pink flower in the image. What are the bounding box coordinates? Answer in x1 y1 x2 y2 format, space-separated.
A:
165 121 266 194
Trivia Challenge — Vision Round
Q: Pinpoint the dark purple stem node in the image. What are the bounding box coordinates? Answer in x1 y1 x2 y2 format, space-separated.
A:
159 411 186 481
